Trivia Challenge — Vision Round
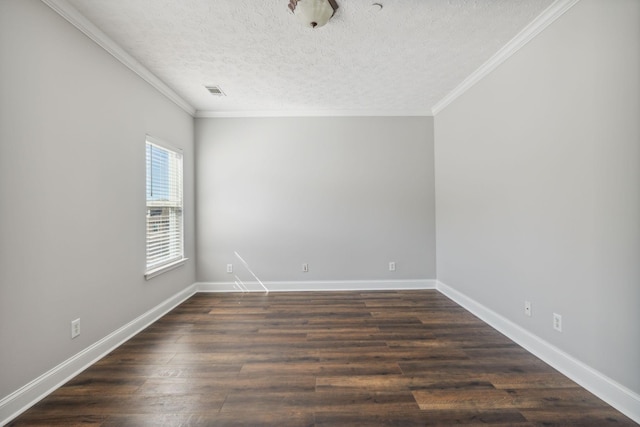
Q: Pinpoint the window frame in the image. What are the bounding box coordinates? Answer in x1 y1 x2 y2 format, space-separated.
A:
144 135 187 280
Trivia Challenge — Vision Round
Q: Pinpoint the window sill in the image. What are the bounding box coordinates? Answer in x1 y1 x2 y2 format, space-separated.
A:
145 258 188 280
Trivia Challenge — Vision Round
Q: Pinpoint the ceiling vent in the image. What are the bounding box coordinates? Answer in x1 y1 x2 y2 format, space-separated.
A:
205 85 225 96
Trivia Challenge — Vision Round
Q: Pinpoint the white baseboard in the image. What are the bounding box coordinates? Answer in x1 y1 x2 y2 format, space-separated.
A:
436 280 640 424
4 280 638 425
0 284 197 427
196 279 436 293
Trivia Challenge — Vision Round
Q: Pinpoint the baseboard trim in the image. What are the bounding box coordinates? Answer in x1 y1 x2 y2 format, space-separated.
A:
436 280 640 424
4 280 638 425
196 279 437 293
0 284 197 426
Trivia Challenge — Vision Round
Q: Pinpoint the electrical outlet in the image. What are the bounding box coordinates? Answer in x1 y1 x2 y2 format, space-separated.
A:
524 301 532 317
226 264 233 273
389 261 396 272
71 318 81 339
302 263 309 272
553 313 562 332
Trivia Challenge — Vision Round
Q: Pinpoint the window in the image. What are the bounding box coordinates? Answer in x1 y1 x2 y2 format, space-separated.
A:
145 136 185 279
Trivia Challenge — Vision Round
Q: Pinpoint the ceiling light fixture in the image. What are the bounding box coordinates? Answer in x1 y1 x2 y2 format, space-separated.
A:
288 0 339 29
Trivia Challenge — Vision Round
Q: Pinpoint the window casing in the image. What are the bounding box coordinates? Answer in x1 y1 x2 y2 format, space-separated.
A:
145 136 184 278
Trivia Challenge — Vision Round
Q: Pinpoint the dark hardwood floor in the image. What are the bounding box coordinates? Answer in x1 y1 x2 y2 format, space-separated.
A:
9 290 637 426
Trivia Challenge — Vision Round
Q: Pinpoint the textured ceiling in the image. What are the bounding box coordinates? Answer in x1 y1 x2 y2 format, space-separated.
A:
63 0 556 116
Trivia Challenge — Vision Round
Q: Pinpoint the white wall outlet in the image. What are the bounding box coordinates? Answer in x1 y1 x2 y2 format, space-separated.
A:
226 264 233 273
553 313 562 332
71 318 81 339
302 263 309 272
389 261 396 272
524 301 532 317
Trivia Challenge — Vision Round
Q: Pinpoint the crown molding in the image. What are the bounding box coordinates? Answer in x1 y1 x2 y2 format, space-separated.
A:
195 109 433 118
431 0 581 116
40 0 579 120
40 0 196 117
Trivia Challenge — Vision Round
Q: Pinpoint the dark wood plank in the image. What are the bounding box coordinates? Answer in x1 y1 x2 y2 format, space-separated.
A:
412 387 516 410
315 409 531 426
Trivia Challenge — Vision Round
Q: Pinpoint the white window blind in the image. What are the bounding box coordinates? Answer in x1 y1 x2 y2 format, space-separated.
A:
145 137 184 274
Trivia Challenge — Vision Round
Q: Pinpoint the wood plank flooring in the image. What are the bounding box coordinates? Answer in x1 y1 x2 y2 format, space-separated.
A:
8 290 637 426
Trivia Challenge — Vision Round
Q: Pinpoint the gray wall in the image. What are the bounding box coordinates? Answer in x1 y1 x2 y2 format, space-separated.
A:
435 0 639 394
196 117 436 284
0 0 196 399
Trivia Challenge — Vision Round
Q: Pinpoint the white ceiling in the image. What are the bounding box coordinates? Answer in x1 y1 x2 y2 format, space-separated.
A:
57 0 560 116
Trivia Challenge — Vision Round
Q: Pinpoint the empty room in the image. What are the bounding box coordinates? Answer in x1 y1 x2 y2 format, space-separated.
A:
0 0 638 425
